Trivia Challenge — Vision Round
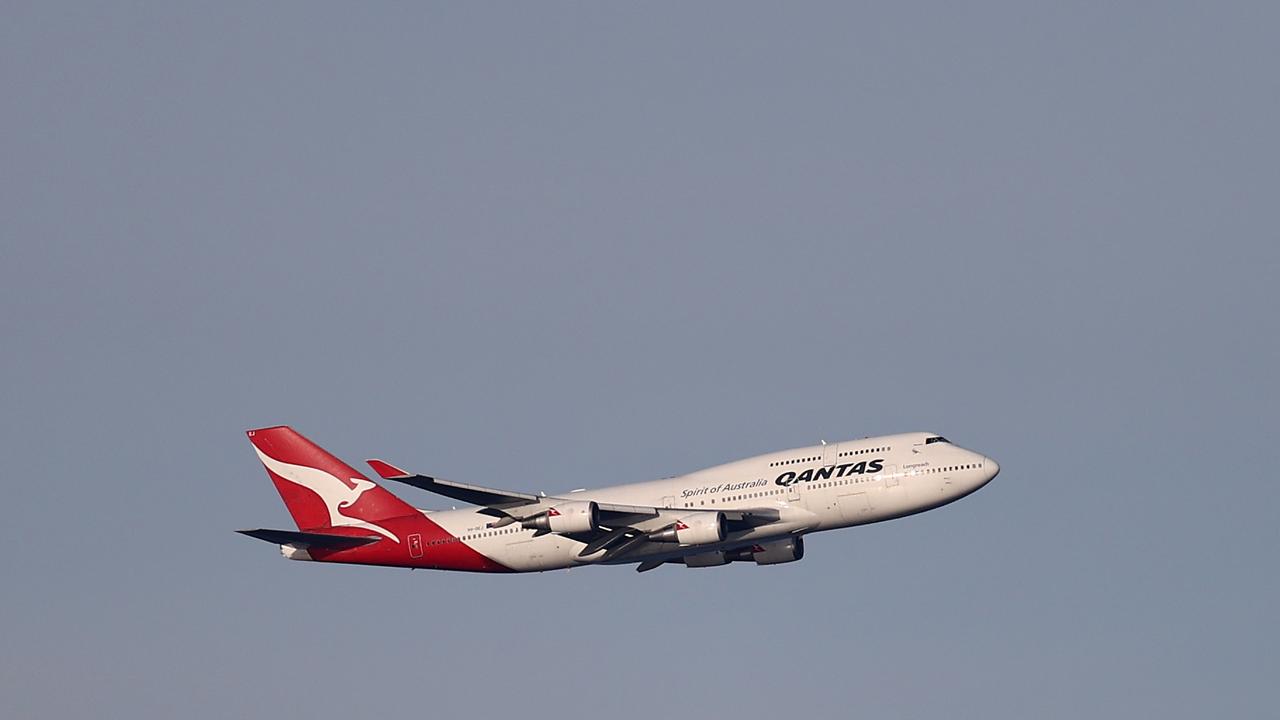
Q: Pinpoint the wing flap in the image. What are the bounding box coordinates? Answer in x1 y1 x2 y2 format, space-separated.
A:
596 502 660 524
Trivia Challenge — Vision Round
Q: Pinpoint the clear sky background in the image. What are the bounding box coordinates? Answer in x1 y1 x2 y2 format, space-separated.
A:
2 3 1277 718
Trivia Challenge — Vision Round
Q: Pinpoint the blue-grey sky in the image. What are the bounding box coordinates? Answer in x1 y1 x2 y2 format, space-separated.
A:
2 3 1277 718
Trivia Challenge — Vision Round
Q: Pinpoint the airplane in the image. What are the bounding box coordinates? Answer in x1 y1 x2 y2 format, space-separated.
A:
238 425 999 573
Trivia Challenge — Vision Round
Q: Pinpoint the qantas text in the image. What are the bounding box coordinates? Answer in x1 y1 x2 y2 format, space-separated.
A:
774 459 884 486
677 459 886 498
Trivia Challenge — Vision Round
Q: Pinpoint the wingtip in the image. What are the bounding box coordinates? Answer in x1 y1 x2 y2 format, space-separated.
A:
245 425 292 437
367 458 410 478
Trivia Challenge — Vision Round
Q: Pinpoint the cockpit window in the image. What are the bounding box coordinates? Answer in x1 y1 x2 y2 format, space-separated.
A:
925 436 949 445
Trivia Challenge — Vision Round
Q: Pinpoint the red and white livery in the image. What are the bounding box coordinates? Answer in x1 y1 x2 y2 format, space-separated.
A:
239 425 999 573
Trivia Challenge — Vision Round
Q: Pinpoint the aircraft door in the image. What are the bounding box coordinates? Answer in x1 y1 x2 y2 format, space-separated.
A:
880 464 906 513
822 441 838 466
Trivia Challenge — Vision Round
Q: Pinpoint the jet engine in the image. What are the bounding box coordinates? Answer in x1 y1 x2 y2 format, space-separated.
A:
748 536 805 565
521 501 599 534
648 512 726 546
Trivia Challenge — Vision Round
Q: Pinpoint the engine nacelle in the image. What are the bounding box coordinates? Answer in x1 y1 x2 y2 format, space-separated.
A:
521 501 598 534
648 512 726 546
682 550 730 568
749 536 805 565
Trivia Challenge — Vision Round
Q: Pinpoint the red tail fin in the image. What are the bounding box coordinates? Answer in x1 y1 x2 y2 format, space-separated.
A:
246 426 418 535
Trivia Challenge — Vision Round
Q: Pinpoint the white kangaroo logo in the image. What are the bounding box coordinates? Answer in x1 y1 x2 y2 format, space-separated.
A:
254 447 400 543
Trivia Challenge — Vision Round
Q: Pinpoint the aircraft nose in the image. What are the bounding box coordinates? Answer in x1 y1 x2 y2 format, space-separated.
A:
984 456 1000 481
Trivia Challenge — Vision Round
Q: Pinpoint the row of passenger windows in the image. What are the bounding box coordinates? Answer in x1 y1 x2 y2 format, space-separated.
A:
918 463 983 474
684 489 785 506
810 476 876 490
769 446 891 467
430 527 524 545
838 446 888 458
770 455 820 467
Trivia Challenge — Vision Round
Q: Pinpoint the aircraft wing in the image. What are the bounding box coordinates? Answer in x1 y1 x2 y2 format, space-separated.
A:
366 459 662 522
367 459 540 512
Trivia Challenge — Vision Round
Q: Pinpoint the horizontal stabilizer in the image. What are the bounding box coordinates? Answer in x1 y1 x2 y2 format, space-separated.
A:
236 528 384 550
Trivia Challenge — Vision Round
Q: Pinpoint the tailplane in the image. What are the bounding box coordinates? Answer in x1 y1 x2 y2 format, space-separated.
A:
246 425 418 542
235 528 383 550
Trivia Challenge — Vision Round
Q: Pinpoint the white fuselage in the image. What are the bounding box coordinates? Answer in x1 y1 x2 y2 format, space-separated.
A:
417 432 998 572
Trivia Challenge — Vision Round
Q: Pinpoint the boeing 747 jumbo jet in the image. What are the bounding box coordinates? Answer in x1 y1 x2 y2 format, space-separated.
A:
238 426 999 573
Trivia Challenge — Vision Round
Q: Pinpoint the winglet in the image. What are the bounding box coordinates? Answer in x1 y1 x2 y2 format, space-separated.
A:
367 458 411 479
